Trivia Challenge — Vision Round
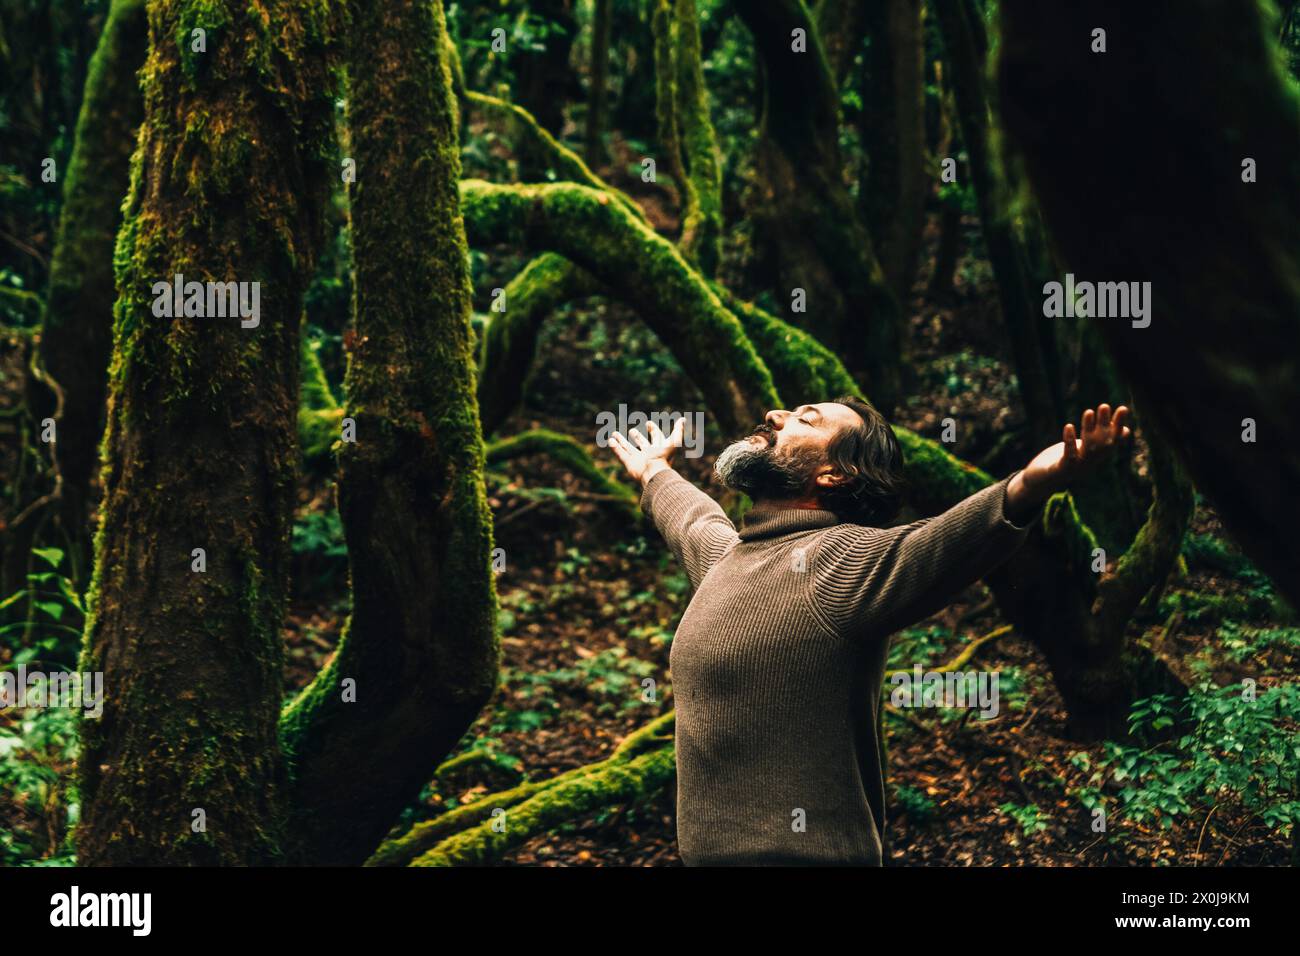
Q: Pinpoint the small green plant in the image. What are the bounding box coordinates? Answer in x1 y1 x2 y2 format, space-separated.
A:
894 784 938 824
1214 621 1300 663
0 704 80 866
888 625 955 672
290 508 348 593
573 647 657 715
0 547 85 669
1079 683 1300 853
1000 801 1050 836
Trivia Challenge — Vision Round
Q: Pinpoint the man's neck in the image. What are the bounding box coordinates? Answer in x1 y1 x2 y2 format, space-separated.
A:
752 494 824 512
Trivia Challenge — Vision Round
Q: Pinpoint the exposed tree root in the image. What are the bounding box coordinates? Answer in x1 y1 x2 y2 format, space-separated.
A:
368 712 674 867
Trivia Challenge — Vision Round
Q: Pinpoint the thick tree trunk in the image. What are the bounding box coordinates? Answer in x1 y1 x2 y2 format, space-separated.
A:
733 0 904 410
77 0 340 865
860 0 927 304
932 0 1062 447
279 0 500 866
997 0 1300 609
38 0 147 586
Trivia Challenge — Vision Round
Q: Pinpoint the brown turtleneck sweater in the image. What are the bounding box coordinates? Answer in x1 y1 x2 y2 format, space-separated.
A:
641 468 1033 866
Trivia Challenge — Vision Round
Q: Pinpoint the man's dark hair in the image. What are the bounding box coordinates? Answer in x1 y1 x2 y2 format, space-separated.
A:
819 396 906 525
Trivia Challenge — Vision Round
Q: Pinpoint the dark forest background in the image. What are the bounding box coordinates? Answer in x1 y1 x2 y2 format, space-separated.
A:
1 0 1300 866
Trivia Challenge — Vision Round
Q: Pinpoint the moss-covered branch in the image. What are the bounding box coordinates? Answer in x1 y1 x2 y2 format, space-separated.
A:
459 178 778 433
367 711 674 867
477 253 599 437
298 332 343 466
1094 422 1195 632
410 745 675 866
465 90 646 224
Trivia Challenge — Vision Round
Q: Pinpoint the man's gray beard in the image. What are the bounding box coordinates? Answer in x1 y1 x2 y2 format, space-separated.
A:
714 439 816 499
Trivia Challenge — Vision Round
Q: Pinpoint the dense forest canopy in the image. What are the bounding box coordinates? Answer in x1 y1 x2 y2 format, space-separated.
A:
0 0 1297 872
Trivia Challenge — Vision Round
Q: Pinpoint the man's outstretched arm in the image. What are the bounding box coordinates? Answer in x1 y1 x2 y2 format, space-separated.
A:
609 418 738 587
813 404 1133 638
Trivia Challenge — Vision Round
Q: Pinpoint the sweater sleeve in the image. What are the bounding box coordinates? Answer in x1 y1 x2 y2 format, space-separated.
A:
809 473 1035 639
639 468 739 588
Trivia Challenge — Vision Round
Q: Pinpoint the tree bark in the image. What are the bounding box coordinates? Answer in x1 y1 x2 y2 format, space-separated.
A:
673 0 724 277
77 0 340 865
860 0 927 304
932 0 1062 447
733 0 904 410
583 0 613 167
279 0 500 866
997 0 1300 609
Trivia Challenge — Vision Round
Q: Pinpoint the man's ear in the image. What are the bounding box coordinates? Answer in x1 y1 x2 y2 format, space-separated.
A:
813 466 844 490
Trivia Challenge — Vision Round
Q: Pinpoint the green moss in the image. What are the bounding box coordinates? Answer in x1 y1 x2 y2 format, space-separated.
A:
367 712 674 867
277 0 499 866
460 179 778 432
298 333 343 464
466 91 645 224
477 253 599 436
410 745 676 867
672 0 723 276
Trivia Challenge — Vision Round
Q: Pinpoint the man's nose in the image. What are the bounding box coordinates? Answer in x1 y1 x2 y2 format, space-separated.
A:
765 409 788 429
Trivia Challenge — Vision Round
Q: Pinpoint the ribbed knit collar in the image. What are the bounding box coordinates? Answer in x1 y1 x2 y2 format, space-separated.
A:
738 502 842 541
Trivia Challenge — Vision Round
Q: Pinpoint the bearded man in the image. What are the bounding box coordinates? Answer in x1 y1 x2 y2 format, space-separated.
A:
608 398 1131 865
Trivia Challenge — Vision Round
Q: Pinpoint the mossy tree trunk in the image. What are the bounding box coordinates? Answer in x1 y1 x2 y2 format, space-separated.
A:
671 0 724 277
77 0 341 865
997 0 1300 609
652 0 723 277
38 0 148 587
932 0 1063 447
278 0 500 866
733 0 905 411
584 0 613 167
859 0 927 304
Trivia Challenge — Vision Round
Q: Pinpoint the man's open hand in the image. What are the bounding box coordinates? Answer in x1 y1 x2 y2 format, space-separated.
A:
1006 404 1133 521
609 418 685 485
